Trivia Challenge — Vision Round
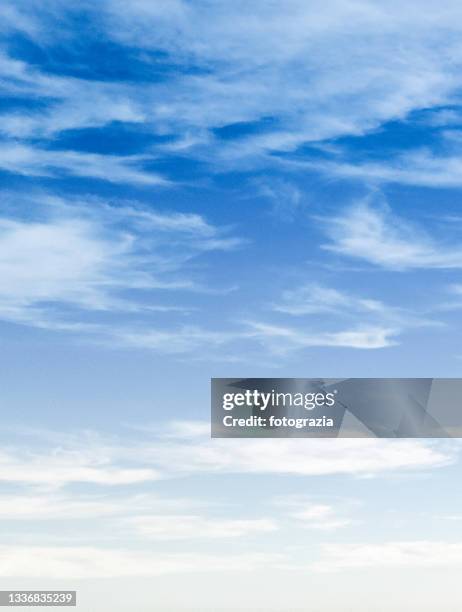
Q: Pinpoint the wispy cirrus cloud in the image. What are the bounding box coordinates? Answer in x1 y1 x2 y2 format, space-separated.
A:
3 1 462 167
272 283 441 340
113 317 403 355
246 321 398 351
274 285 357 317
321 199 462 270
0 191 242 334
101 0 462 149
314 148 462 189
0 193 255 358
0 192 410 356
274 283 431 323
112 326 241 355
0 4 38 36
0 143 165 185
0 51 146 136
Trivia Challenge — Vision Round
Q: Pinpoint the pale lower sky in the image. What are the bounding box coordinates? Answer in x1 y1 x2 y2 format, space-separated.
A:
0 419 460 610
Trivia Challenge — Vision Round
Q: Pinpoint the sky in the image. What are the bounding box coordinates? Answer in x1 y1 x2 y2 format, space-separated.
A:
1 1 462 610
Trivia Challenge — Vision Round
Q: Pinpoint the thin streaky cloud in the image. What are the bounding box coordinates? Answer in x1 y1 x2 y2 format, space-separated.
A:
272 283 440 330
0 546 282 579
0 448 160 487
0 423 456 487
312 541 462 572
246 321 399 351
0 3 462 167
321 199 462 270
0 143 166 186
281 500 354 531
0 192 242 336
125 515 278 540
311 149 462 189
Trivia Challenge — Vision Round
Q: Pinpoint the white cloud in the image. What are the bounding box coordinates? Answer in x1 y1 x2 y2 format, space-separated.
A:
440 514 462 521
3 1 462 167
0 545 280 578
291 504 349 528
0 494 131 520
0 192 241 339
312 541 462 571
116 319 401 355
0 487 280 542
95 0 462 166
315 148 462 189
277 498 354 531
0 4 39 36
0 447 159 487
0 51 147 138
158 421 211 439
114 326 239 354
0 143 164 186
246 321 398 351
0 492 194 520
0 192 405 355
127 515 277 540
256 178 303 220
272 283 440 340
321 200 462 270
136 422 457 478
0 197 402 354
273 284 408 320
274 285 356 316
0 216 128 313
0 424 456 489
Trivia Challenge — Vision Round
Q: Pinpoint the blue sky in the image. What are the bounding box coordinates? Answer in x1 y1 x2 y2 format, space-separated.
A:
1 2 462 610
